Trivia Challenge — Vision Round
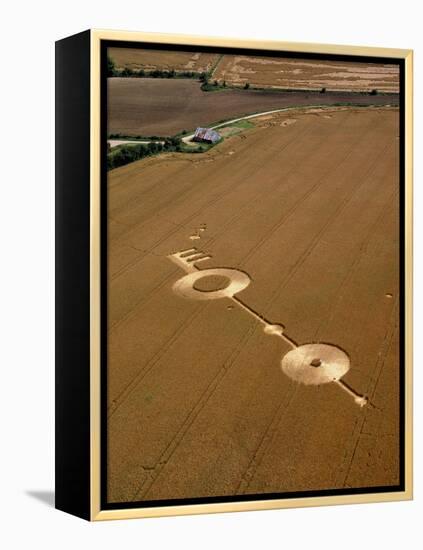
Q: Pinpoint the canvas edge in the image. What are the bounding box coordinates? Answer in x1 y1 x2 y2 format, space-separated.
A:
88 29 413 522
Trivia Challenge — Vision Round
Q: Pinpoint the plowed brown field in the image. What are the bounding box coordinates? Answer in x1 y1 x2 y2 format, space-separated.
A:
213 55 400 92
108 78 399 137
107 107 400 503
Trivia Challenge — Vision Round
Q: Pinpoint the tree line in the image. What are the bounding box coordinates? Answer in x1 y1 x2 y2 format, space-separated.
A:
108 57 254 90
108 56 205 80
107 137 182 171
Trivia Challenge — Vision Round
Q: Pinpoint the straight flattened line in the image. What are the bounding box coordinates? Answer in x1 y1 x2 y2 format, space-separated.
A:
110 170 196 228
340 307 399 487
109 160 190 209
109 266 178 333
135 319 261 500
330 199 399 487
280 141 395 288
241 119 390 301
189 114 348 252
335 193 399 359
108 303 206 416
108 214 132 228
236 386 299 494
367 315 400 403
315 183 398 342
310 194 398 489
240 113 383 269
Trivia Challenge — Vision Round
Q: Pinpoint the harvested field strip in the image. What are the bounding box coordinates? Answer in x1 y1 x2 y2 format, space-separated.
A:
213 55 399 93
108 47 218 73
107 108 399 502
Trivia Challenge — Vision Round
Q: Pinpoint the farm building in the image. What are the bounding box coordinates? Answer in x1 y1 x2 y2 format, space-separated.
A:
192 127 221 144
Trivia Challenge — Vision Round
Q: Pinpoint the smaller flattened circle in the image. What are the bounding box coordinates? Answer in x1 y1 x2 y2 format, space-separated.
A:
172 268 251 301
193 275 230 292
281 343 350 386
263 324 284 336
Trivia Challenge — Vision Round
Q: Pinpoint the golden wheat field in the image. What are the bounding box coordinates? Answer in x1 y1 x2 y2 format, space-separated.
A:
107 106 400 503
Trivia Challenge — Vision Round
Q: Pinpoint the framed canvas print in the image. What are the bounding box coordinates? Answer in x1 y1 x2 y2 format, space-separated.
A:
55 29 413 521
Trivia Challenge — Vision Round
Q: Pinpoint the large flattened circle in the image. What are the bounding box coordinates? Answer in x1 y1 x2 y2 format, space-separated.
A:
281 343 350 386
172 268 251 300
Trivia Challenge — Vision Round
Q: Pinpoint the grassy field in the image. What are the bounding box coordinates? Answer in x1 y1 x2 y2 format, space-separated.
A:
107 107 400 503
221 119 255 129
108 77 399 137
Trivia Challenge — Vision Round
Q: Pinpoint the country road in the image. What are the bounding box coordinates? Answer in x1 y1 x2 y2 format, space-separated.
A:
181 104 378 143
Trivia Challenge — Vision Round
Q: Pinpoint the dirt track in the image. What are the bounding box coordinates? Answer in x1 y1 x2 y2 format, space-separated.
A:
108 78 399 137
107 107 400 503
